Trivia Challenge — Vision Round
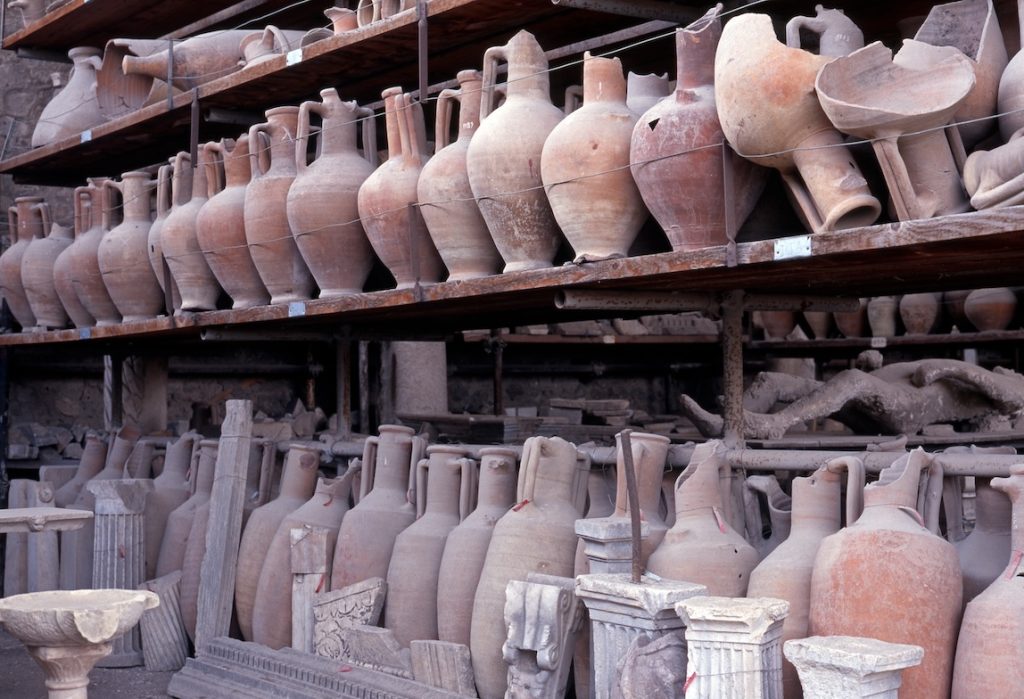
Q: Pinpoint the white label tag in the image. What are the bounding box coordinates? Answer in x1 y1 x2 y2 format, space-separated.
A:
870 336 887 348
773 235 812 260
80 130 92 143
286 48 303 66
79 327 91 339
288 301 306 317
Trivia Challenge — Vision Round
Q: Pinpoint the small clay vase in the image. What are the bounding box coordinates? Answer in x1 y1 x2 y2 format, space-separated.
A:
386 446 475 646
98 172 164 321
964 287 1017 331
22 202 72 330
69 179 122 326
542 53 645 262
358 89 445 288
245 106 316 303
144 433 199 580
956 478 1011 607
625 71 670 115
466 30 566 272
53 192 96 328
288 89 377 297
867 295 899 337
944 289 973 331
436 447 517 646
899 292 942 335
758 310 797 340
148 159 184 311
53 435 108 507
32 47 103 148
177 440 220 641
803 310 831 339
196 137 269 309
833 298 868 338
154 439 215 579
1 196 46 329
162 149 224 312
418 70 503 281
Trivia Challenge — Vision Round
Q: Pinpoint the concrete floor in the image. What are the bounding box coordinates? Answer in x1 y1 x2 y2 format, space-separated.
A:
0 630 173 698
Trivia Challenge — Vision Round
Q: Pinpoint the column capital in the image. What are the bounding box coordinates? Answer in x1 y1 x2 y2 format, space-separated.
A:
86 479 154 515
784 636 924 699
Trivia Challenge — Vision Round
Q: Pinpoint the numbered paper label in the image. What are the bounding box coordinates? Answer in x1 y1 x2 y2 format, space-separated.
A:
773 235 812 260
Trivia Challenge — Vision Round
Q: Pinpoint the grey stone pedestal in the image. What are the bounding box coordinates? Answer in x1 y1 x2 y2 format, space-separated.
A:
783 636 924 699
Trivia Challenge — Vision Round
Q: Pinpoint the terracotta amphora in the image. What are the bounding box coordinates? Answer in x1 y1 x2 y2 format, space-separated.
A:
747 457 865 699
1 196 45 330
154 438 214 579
239 26 305 69
418 70 503 281
53 434 108 507
715 13 881 233
7 0 44 28
466 30 565 272
436 447 516 646
803 310 830 339
625 71 670 116
98 173 164 321
22 202 71 330
31 47 103 148
177 440 219 641
163 149 225 312
288 89 377 297
251 468 357 650
330 425 425 590
833 298 868 338
195 137 269 309
470 436 589 699
144 432 200 580
742 475 793 560
53 192 96 328
245 106 316 303
944 289 973 331
964 287 1016 331
234 444 319 640
631 6 764 251
867 295 899 337
899 292 941 335
647 440 759 596
357 89 444 288
148 160 183 311
70 179 122 326
809 449 962 699
956 477 1011 606
542 53 644 262
385 447 474 646
952 463 1024 698
785 5 864 58
757 310 797 340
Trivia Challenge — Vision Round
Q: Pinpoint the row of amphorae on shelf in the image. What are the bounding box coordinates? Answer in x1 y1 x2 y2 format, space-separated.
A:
50 423 1023 699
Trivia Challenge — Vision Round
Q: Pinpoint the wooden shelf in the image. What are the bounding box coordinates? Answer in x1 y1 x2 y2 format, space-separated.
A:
460 332 724 345
2 207 1023 349
750 329 1024 353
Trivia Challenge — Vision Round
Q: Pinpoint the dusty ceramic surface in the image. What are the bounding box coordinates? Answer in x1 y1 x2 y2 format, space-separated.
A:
144 433 199 580
154 438 215 579
466 30 566 272
785 5 864 57
833 298 868 338
625 71 669 116
956 478 1011 606
288 89 377 297
8 0 45 28
53 436 108 508
418 70 503 281
867 295 899 337
177 440 220 642
53 193 96 329
964 287 1016 331
69 180 122 326
32 47 104 148
147 160 183 311
22 207 72 330
943 289 973 330
239 26 305 68
899 292 942 335
964 128 1024 209
1 196 45 329
743 475 792 559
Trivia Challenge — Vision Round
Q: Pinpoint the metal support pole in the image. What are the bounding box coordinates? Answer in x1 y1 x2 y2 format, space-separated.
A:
721 290 745 449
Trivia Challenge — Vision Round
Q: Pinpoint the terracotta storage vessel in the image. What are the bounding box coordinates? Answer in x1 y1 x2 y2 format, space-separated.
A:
177 440 219 641
956 478 1011 605
867 295 899 337
625 71 670 115
899 291 941 335
466 30 565 272
196 137 269 309
245 106 315 303
148 160 184 311
144 433 199 580
809 450 962 699
944 288 973 331
32 47 104 148
331 425 424 590
70 180 122 326
22 203 72 330
833 298 868 338
964 287 1016 331
53 435 108 507
99 172 164 321
418 70 503 280
1 196 46 329
288 89 377 297
234 444 319 640
436 447 516 646
154 438 214 579
53 193 96 328
358 89 444 288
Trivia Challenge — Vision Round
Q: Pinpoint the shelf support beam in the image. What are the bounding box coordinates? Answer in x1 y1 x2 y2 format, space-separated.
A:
721 290 744 449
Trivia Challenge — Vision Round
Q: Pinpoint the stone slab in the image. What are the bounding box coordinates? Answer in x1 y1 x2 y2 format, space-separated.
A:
0 506 92 533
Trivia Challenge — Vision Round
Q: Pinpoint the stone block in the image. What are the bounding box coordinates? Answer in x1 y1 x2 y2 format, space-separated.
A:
783 636 924 699
411 640 477 697
313 577 386 660
139 571 189 671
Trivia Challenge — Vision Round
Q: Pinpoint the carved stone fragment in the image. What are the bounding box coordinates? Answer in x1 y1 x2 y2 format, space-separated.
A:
312 576 386 660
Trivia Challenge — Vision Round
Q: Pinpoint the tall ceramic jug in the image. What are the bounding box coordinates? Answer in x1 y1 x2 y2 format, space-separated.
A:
148 159 185 311
626 71 670 115
234 444 319 640
245 106 315 303
330 424 425 590
418 70 503 280
714 13 881 233
288 89 377 297
177 440 219 641
357 89 444 288
646 440 759 596
32 47 104 148
542 53 645 262
53 191 96 328
470 436 588 699
22 202 71 329
53 434 108 507
70 178 122 326
631 6 764 251
386 446 475 646
98 172 164 321
196 136 269 308
436 447 516 646
809 449 962 699
952 463 1024 697
1 195 45 329
251 469 357 649
466 30 565 272
163 148 224 311
144 432 199 580
956 477 1011 605
154 438 215 578
747 457 864 699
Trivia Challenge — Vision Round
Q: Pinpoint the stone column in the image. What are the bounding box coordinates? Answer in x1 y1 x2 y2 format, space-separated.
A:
675 596 789 699
139 571 189 671
575 573 706 699
783 636 924 699
87 478 153 667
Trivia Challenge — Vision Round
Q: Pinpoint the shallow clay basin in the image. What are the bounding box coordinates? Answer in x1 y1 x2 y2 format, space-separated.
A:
0 589 159 647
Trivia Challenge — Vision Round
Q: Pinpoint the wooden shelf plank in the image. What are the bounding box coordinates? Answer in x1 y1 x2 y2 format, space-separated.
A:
750 329 1024 353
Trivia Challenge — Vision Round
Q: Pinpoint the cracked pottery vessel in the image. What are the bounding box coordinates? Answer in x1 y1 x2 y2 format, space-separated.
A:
466 30 565 272
715 13 881 233
809 450 962 699
32 46 104 148
785 5 864 58
70 180 122 326
196 136 269 309
288 89 377 297
23 204 73 330
418 70 503 280
99 172 164 321
625 70 670 115
358 89 444 288
246 107 316 303
542 53 645 262
964 287 1016 331
53 192 96 329
1 196 45 330
147 161 182 311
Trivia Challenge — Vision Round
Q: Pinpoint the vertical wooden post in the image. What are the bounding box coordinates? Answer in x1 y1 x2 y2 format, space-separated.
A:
358 340 370 434
336 339 352 440
290 525 330 653
123 355 168 435
379 341 396 425
104 353 124 431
